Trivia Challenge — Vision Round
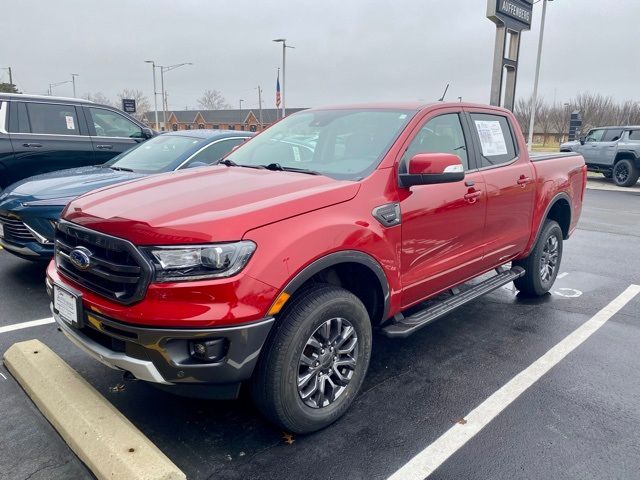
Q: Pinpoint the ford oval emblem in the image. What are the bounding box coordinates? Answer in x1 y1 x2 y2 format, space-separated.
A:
69 247 92 271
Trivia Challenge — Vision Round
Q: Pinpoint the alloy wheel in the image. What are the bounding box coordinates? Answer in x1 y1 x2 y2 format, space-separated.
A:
297 317 358 408
539 234 559 284
615 164 629 184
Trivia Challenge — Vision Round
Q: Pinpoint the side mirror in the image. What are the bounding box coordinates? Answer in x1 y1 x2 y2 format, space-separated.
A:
186 161 209 169
142 127 155 139
399 153 464 187
579 136 585 145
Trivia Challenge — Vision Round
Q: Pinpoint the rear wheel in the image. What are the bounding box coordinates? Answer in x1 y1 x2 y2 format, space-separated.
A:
251 284 372 434
513 220 563 296
612 159 640 187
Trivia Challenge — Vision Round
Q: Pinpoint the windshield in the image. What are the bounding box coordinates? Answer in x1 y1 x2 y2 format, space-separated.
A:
226 109 415 180
106 135 205 173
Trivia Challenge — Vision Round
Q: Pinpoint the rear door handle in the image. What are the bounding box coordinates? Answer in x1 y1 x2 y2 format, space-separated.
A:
517 176 533 186
22 143 42 148
96 144 113 150
464 191 482 202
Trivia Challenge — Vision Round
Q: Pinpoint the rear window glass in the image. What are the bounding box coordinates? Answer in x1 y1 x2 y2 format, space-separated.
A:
470 113 517 167
26 103 80 135
629 130 640 141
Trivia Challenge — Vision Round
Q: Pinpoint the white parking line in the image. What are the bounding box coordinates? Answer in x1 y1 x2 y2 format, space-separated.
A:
0 372 6 380
557 272 569 279
387 284 640 480
0 317 54 335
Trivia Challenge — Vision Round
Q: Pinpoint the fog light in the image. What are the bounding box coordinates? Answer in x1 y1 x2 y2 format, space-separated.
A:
189 338 227 363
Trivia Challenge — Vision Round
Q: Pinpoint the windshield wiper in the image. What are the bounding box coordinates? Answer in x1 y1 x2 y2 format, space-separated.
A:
219 158 238 167
109 166 134 172
261 163 321 175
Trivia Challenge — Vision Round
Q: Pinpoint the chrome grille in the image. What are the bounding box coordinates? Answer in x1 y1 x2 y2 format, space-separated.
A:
0 213 36 242
55 220 153 305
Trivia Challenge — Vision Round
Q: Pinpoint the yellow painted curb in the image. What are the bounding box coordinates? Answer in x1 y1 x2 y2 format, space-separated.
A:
3 339 186 480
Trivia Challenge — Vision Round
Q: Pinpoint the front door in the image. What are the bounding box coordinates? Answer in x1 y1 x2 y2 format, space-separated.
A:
466 109 535 267
84 106 146 164
580 128 606 165
399 110 487 309
596 128 623 167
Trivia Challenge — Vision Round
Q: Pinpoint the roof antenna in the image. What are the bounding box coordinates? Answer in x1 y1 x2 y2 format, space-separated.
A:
438 83 450 102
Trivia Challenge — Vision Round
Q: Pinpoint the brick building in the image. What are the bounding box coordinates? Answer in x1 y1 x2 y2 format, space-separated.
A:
143 108 306 132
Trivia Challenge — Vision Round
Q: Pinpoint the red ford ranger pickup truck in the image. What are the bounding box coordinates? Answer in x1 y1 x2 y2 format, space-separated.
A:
47 103 586 433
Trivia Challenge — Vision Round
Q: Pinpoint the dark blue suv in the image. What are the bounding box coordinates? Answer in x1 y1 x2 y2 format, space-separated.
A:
0 129 252 260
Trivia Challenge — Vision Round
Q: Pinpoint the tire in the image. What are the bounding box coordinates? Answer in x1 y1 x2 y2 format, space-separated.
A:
612 159 640 187
513 220 563 297
603 171 613 179
251 284 372 434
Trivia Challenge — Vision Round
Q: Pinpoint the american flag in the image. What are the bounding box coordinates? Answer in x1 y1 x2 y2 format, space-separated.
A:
275 71 281 108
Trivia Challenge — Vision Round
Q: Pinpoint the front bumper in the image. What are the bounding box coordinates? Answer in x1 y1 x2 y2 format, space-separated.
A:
0 236 54 260
51 300 275 395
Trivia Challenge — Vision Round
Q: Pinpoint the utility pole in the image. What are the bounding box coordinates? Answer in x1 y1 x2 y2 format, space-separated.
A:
71 73 79 97
257 85 263 130
157 63 192 131
527 0 552 150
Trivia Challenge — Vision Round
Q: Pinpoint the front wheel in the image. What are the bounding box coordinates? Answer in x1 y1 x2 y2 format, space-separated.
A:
513 220 563 296
251 284 372 434
613 159 640 187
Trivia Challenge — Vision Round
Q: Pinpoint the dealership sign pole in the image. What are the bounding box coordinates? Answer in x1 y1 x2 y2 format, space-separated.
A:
486 0 533 112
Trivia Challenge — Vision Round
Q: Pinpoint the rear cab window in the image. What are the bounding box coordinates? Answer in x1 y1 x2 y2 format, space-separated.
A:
469 113 517 168
628 130 640 141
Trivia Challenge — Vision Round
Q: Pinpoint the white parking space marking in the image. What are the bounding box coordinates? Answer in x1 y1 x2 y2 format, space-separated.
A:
557 272 569 279
387 284 640 480
554 288 583 298
0 372 6 380
0 317 54 335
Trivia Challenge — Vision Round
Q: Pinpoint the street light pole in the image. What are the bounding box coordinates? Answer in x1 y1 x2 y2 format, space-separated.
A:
71 74 79 97
527 0 552 150
48 80 72 96
145 60 159 130
157 62 193 131
257 85 263 130
273 38 294 118
239 99 244 111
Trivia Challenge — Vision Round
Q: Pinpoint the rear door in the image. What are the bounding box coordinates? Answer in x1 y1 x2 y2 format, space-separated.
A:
465 109 535 268
596 128 623 167
84 106 146 164
399 109 487 308
6 100 94 185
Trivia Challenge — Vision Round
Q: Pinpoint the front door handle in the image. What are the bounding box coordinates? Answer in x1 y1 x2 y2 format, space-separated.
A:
23 143 42 148
96 144 113 150
464 190 482 203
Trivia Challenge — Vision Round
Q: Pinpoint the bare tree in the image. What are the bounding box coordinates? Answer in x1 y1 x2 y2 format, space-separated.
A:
514 95 544 136
197 89 231 110
84 92 113 106
115 89 151 120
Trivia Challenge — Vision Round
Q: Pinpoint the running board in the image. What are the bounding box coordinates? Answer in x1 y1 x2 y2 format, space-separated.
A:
381 266 525 338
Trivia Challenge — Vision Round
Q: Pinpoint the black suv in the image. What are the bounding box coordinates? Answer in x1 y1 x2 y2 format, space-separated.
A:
0 93 155 190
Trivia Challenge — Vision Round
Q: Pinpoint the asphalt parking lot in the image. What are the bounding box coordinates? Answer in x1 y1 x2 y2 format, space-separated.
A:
1 186 639 480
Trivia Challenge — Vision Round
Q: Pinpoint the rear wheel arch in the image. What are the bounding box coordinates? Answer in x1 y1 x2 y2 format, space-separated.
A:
529 193 572 254
274 251 390 325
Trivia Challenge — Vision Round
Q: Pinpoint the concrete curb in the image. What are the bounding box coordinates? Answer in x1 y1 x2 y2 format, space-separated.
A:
3 339 186 480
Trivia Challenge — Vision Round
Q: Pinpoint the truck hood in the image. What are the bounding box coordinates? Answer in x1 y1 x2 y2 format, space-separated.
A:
64 166 360 244
1 166 146 203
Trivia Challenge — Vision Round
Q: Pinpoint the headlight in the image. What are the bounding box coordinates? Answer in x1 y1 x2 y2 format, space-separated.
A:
142 241 256 282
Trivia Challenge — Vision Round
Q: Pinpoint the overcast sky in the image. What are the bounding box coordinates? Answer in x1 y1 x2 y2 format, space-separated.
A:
2 0 639 111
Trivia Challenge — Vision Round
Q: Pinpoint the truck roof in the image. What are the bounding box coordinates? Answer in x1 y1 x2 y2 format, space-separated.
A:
305 101 512 113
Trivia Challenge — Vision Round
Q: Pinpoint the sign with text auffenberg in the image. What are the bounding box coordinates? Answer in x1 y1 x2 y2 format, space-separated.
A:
487 0 533 30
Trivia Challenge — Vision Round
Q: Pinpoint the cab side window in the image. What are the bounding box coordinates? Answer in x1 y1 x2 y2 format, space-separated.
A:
470 113 517 168
585 129 605 142
182 138 247 167
26 103 80 135
629 130 640 141
602 129 623 142
401 113 469 171
88 108 143 138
